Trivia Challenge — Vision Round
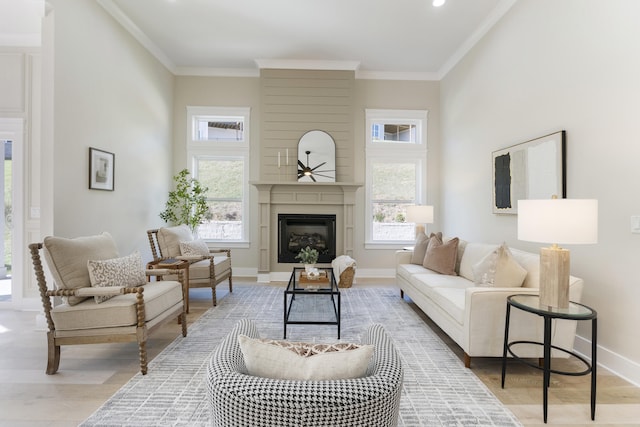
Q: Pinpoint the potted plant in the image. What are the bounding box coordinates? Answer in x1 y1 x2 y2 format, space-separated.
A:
295 246 319 273
159 169 209 234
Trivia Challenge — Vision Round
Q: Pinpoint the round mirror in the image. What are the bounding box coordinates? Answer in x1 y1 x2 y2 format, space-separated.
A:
297 130 336 182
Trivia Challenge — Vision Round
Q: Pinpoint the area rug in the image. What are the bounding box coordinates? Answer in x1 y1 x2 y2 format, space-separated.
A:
81 285 522 426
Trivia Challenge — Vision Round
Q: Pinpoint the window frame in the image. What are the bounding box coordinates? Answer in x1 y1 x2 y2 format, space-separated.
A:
365 109 428 249
187 106 251 247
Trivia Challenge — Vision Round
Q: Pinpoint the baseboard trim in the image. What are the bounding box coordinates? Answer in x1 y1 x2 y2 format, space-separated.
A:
574 334 640 387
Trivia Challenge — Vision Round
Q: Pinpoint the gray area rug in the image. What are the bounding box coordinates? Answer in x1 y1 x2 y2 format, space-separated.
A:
81 285 522 426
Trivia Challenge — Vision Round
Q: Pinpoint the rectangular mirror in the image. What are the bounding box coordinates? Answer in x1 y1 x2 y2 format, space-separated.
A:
492 130 566 214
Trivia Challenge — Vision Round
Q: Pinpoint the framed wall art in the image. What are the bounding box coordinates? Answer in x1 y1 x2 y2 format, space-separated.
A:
89 147 114 191
492 130 565 214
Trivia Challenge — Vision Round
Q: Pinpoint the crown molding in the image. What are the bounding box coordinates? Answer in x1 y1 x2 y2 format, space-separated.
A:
255 59 360 71
97 0 177 74
438 0 518 79
174 67 260 77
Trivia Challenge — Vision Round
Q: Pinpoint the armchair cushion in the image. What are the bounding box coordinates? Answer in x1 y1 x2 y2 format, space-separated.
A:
50 280 183 332
179 239 209 257
188 256 232 281
157 225 193 258
43 232 119 305
87 251 146 303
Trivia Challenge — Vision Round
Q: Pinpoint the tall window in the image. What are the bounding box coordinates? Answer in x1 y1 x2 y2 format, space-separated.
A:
365 109 428 247
187 107 250 245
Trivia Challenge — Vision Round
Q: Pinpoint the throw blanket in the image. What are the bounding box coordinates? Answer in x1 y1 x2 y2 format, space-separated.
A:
331 255 356 285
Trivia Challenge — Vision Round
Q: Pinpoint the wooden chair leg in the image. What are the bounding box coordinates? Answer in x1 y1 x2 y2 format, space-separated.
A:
138 340 148 375
181 312 187 337
211 285 217 306
46 332 60 375
228 274 233 293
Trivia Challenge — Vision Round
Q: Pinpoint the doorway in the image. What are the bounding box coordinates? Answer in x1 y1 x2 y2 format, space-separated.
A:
0 139 11 302
0 118 24 307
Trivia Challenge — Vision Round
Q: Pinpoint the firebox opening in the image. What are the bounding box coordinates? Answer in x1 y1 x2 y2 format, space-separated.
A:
278 214 336 264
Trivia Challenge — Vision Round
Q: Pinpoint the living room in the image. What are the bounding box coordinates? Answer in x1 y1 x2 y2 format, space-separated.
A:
2 0 640 424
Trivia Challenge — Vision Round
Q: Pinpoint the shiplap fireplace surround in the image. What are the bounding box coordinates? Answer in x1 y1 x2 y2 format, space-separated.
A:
251 182 362 282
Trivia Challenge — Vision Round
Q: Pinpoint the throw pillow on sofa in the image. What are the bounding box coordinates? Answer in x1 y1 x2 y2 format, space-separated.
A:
472 243 527 287
410 232 442 265
238 335 374 381
423 235 459 275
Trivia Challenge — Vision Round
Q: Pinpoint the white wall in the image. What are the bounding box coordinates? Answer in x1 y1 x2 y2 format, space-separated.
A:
49 0 174 258
440 0 640 384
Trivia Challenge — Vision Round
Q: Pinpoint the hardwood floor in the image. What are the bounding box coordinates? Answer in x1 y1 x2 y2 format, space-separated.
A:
0 279 638 426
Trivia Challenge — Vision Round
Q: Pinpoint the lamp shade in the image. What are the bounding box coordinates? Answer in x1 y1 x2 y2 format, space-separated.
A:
518 199 598 245
406 205 434 224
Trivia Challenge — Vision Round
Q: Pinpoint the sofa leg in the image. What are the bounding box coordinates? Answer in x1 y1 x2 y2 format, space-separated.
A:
400 290 404 299
464 353 471 368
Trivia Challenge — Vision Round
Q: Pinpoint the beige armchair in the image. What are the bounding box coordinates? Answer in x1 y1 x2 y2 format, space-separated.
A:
28 232 187 375
147 225 232 310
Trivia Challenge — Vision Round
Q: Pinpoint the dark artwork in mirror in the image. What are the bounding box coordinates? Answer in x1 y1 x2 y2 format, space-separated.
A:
492 131 566 214
297 130 336 182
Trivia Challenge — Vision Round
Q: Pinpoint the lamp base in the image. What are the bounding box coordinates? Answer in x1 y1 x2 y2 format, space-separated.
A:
539 246 570 308
414 224 426 238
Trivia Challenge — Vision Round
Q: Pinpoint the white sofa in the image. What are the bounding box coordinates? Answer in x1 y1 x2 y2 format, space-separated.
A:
396 239 584 368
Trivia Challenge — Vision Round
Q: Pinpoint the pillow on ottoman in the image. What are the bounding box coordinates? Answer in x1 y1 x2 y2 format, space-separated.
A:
238 335 374 381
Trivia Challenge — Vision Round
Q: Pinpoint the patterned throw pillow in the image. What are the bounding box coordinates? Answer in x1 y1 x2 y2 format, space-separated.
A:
179 239 210 257
87 251 146 303
472 243 527 287
238 335 374 380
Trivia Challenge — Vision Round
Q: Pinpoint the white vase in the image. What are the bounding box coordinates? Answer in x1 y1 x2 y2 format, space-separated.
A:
304 264 315 274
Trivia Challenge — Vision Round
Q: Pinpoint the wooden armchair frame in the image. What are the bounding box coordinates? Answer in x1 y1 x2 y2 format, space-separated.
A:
147 228 232 307
29 243 187 375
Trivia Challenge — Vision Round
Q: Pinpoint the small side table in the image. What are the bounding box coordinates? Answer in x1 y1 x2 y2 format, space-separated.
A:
147 258 191 313
501 294 597 423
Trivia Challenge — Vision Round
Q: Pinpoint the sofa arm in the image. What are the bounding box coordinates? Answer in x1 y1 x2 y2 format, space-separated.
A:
463 287 540 357
395 250 412 266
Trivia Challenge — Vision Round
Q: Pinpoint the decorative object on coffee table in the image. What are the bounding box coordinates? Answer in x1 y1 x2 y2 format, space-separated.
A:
295 245 319 273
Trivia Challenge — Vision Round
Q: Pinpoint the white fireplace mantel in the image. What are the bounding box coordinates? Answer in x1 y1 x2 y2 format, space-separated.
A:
250 181 363 280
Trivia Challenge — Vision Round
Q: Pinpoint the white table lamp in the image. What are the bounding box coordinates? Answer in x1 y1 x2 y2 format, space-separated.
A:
406 205 434 238
518 198 598 308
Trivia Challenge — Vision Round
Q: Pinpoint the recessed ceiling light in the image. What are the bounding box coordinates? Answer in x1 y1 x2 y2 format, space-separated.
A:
433 0 446 7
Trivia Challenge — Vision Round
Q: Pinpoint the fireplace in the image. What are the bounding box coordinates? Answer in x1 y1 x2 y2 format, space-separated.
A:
278 214 336 264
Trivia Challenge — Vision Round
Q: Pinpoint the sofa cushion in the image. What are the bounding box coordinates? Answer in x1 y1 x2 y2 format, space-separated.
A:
50 280 183 331
238 335 374 380
87 251 146 303
429 287 467 325
472 243 527 288
459 243 500 281
423 236 459 275
43 232 120 305
157 225 193 258
411 232 441 265
180 239 209 257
